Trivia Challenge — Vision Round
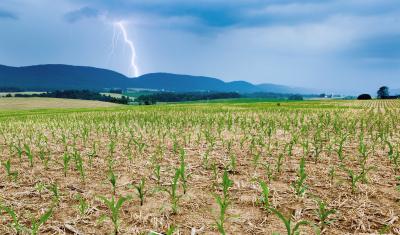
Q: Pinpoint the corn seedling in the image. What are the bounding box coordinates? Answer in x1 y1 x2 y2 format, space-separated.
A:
75 194 90 216
150 225 176 235
342 167 366 193
153 163 161 186
276 153 284 174
29 207 53 235
62 152 71 177
328 166 335 185
35 182 46 196
263 162 274 182
134 178 147 206
179 148 189 194
48 183 60 205
2 205 23 234
164 168 182 214
38 148 50 169
269 207 311 235
14 144 23 162
166 225 176 235
229 154 237 173
98 195 132 235
109 170 117 195
315 199 336 230
202 149 210 169
214 169 233 235
252 152 261 170
24 144 34 167
291 157 307 197
88 141 97 167
4 159 18 180
259 180 270 210
74 150 85 182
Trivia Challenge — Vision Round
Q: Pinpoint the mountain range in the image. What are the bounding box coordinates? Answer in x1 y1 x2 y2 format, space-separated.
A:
0 64 315 94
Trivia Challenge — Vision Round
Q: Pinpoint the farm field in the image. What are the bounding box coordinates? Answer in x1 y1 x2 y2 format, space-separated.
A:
0 92 46 97
0 99 399 234
0 98 121 110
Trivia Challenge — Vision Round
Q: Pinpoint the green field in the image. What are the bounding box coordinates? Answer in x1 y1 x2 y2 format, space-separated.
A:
0 92 45 97
0 97 121 111
0 98 399 234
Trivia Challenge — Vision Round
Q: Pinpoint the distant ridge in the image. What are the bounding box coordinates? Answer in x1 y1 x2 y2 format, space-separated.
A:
0 64 314 94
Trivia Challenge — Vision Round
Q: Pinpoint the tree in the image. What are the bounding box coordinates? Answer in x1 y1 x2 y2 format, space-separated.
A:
288 94 303 101
377 86 389 99
357 94 371 100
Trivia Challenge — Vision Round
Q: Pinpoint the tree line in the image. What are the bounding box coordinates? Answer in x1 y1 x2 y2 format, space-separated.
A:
357 86 399 100
11 90 131 104
136 92 241 105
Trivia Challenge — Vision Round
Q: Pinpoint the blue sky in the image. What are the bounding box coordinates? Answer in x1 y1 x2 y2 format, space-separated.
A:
0 0 399 94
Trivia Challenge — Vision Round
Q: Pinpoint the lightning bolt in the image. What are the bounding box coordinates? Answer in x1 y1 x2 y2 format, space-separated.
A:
114 21 140 77
108 24 120 64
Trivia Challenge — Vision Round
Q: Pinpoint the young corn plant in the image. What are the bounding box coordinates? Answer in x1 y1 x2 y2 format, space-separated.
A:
62 152 71 177
328 166 335 185
229 154 237 173
312 132 323 163
1 205 23 234
48 183 60 205
392 150 400 173
202 149 210 169
29 207 53 235
252 152 261 170
269 207 311 235
150 225 177 235
166 225 176 235
164 168 182 214
14 144 23 162
4 159 18 180
259 180 270 210
214 169 233 235
358 158 375 184
153 164 161 186
276 153 285 174
75 194 90 216
263 162 274 183
336 136 347 162
108 140 116 159
98 195 132 235
179 148 189 194
24 144 34 167
38 148 50 170
88 141 97 167
291 157 307 197
211 161 219 190
74 150 85 182
315 199 336 231
132 138 146 154
134 178 147 206
109 170 117 195
342 167 365 193
35 182 46 196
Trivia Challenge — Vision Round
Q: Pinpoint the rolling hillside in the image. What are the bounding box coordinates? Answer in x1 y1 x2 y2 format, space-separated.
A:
0 64 313 94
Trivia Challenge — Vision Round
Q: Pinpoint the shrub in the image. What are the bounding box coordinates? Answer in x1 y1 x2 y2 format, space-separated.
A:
357 94 372 100
288 94 303 101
